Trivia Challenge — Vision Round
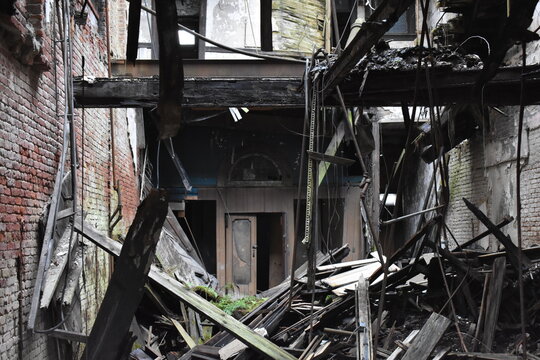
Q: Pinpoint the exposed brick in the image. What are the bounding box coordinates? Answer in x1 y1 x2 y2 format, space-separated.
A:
0 1 137 358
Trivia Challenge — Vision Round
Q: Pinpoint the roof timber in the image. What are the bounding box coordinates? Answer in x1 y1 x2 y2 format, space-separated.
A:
74 65 540 109
323 0 416 93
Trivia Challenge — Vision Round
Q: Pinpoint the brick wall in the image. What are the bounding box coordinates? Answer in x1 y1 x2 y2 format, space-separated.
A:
399 4 540 250
0 0 139 358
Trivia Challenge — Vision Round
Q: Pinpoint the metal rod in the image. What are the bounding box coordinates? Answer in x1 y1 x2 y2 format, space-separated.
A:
516 42 527 360
381 205 445 226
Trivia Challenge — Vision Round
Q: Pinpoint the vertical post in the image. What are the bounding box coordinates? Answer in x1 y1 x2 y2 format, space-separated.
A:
325 0 332 52
260 0 273 52
155 0 183 138
356 275 372 360
371 116 380 250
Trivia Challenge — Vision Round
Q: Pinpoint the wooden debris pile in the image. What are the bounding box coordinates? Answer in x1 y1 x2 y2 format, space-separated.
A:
73 193 540 360
125 199 540 360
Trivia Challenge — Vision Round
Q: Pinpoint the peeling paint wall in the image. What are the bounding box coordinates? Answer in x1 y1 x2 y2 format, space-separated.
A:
271 0 325 54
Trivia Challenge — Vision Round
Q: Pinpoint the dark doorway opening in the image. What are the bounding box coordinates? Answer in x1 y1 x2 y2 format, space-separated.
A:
179 200 217 275
256 213 285 292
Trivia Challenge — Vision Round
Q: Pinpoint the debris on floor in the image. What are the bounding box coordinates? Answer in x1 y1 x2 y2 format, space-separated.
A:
77 198 540 360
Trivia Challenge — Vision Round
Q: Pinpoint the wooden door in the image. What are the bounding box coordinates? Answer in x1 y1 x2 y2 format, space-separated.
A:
226 215 257 295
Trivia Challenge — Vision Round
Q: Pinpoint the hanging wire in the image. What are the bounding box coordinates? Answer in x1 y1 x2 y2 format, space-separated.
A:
337 0 360 48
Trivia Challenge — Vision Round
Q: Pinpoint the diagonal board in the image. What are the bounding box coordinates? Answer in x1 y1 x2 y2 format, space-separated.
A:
401 312 451 360
323 0 415 92
463 198 530 270
73 219 297 360
318 119 347 186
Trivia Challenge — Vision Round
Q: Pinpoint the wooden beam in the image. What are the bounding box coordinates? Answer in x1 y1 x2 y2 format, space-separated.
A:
317 118 348 186
73 222 298 360
481 257 506 351
452 215 514 251
126 0 141 63
307 150 355 166
260 0 272 52
74 77 304 109
154 0 183 138
386 330 418 360
39 224 77 308
401 312 451 360
323 0 415 92
356 276 372 360
463 198 531 270
82 189 169 360
28 167 65 330
73 65 540 109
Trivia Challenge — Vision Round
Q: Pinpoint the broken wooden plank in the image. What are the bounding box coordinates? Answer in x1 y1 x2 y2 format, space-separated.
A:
463 198 530 270
171 317 197 349
82 189 169 360
472 273 491 351
401 312 451 360
448 353 520 360
54 244 83 306
74 222 298 360
307 150 355 166
432 347 451 360
323 258 386 288
28 167 65 330
332 264 400 296
481 257 506 351
164 140 192 191
452 215 513 251
219 328 267 360
356 276 372 360
386 330 418 360
317 257 379 272
40 224 78 308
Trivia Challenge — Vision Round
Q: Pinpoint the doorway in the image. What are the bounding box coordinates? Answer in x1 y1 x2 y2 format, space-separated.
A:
226 213 285 295
179 200 217 275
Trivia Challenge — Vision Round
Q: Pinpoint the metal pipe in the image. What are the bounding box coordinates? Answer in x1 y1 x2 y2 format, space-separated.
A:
381 204 445 226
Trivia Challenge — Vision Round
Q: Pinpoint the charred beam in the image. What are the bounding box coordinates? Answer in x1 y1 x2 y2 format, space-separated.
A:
82 189 168 360
155 0 183 138
323 0 415 92
73 65 540 109
463 198 531 271
126 0 141 63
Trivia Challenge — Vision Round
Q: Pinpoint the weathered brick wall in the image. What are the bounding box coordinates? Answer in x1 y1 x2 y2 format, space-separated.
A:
428 5 540 249
0 0 139 358
444 136 490 248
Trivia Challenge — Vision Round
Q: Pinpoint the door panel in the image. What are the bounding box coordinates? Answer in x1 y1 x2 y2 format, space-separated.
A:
227 215 257 295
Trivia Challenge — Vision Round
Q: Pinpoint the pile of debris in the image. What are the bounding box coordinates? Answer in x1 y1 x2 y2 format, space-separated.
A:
354 46 483 72
74 192 540 360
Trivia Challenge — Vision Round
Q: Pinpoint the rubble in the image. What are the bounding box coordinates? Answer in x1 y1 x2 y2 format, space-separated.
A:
78 199 540 360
